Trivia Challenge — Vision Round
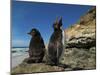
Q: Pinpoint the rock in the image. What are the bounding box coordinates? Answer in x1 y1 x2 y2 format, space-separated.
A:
60 7 96 70
65 37 96 49
60 48 96 70
78 7 96 25
11 62 64 74
12 51 17 53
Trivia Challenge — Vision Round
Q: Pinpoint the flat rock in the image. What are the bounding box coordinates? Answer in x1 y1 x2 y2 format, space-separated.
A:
11 62 65 74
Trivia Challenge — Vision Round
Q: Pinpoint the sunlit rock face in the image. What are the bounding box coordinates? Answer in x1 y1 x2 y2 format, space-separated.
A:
60 7 96 70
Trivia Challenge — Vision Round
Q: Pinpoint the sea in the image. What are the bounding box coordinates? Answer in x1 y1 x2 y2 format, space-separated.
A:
12 47 29 57
11 47 29 68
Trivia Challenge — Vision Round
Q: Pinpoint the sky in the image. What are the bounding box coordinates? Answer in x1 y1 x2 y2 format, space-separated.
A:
12 0 94 47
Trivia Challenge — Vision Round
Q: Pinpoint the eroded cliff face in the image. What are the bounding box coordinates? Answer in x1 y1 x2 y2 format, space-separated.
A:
60 7 96 70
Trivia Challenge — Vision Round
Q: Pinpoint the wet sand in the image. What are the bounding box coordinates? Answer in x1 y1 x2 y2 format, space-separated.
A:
11 53 29 69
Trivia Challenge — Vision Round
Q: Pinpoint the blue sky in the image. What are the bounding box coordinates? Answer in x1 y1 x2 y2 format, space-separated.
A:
12 1 94 47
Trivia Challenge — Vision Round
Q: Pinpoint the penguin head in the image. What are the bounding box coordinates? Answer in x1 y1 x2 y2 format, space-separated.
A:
28 28 40 36
53 17 62 30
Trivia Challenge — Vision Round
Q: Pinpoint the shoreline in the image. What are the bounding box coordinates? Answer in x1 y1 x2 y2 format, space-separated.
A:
11 53 29 69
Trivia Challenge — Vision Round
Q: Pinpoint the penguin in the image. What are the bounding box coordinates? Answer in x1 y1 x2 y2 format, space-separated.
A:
27 28 45 63
47 17 63 65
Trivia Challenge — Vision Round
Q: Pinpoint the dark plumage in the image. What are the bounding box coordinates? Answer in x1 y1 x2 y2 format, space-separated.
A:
47 17 63 65
28 28 45 63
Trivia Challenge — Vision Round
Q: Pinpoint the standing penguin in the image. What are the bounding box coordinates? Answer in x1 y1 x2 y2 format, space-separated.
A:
47 17 63 65
27 28 45 63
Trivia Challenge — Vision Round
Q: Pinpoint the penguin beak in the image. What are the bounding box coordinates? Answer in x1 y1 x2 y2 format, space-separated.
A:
27 32 31 35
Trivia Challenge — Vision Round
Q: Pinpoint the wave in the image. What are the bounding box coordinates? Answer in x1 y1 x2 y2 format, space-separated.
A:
12 47 28 52
12 47 29 57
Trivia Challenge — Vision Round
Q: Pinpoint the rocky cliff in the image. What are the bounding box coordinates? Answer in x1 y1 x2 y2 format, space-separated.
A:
60 7 96 70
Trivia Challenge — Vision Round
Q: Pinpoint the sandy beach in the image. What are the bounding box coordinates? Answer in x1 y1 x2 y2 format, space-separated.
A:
11 53 29 69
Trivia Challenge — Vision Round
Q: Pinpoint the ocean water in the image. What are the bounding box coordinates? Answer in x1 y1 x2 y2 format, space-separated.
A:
11 47 29 68
12 47 29 57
